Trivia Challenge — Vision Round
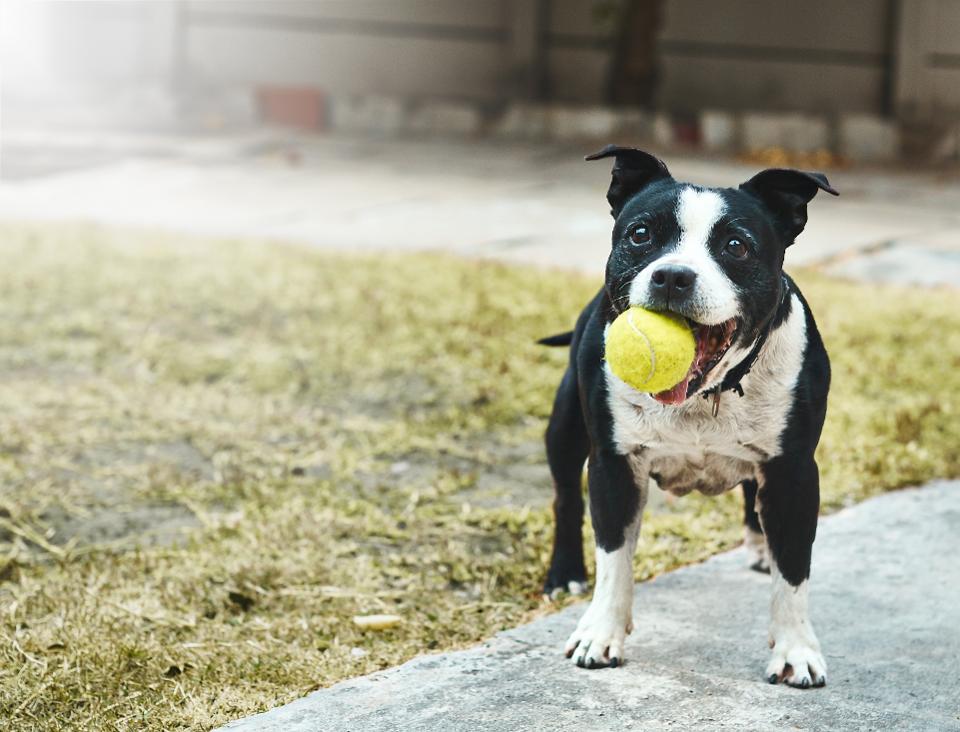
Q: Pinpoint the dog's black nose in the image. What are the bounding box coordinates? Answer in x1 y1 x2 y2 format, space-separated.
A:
650 264 697 297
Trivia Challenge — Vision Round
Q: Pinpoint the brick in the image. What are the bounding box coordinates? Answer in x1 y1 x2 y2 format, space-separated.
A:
256 87 324 131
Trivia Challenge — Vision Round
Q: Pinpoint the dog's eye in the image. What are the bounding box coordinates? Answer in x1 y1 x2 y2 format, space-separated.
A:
725 238 748 259
629 224 651 245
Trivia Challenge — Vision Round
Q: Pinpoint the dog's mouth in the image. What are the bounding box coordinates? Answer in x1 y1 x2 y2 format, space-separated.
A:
652 318 738 405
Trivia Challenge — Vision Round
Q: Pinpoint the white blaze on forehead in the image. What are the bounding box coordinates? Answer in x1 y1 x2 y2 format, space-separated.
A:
676 187 726 252
627 186 740 324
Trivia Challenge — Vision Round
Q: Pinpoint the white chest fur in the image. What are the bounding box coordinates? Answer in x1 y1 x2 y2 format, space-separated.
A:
604 294 808 495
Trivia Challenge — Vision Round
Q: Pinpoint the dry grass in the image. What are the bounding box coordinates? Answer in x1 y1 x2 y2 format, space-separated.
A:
0 221 957 730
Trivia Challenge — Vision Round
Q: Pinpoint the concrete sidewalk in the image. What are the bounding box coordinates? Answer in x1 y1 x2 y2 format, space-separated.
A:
2 131 960 285
4 131 957 729
221 481 960 732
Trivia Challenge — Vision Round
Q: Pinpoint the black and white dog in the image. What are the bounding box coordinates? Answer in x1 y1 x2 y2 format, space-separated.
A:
541 146 837 688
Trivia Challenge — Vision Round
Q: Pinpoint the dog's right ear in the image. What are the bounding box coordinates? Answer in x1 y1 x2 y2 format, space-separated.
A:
585 145 672 217
739 168 838 245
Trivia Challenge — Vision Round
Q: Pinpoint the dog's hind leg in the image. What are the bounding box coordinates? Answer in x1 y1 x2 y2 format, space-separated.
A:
543 365 590 598
742 479 770 573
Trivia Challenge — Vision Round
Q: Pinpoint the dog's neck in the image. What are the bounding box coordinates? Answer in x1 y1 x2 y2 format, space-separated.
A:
701 275 791 412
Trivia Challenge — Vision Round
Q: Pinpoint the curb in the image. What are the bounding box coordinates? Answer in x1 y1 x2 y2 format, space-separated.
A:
200 86 960 164
333 97 904 163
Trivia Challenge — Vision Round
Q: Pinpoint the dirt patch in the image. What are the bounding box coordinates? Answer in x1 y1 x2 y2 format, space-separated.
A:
41 501 200 548
1 222 958 732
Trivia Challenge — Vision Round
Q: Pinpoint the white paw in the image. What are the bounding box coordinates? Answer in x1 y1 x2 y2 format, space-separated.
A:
744 527 770 573
766 633 827 688
547 580 589 602
564 604 632 669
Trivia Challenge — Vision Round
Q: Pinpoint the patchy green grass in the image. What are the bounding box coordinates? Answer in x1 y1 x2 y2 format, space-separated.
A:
0 221 957 731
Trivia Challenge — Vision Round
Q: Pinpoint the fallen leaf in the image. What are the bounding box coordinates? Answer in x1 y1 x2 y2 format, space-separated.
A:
352 614 403 630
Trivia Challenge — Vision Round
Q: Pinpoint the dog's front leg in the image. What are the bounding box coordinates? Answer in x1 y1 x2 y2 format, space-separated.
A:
759 456 827 688
565 449 647 669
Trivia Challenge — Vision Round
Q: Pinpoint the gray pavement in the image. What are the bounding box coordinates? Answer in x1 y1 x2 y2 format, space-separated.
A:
0 132 960 732
1 129 959 285
221 481 960 732
3 130 959 729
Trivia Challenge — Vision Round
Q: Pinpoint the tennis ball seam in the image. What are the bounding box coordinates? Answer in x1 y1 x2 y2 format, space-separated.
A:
624 310 657 387
604 307 695 394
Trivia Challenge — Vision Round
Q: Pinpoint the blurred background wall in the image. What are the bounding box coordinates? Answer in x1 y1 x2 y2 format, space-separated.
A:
3 1 960 157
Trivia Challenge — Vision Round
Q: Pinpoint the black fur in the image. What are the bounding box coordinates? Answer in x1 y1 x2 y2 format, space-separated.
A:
757 291 830 586
542 147 834 599
538 331 574 347
742 479 763 535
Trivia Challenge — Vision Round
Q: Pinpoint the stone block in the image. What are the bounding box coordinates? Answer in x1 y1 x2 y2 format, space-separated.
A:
652 113 674 147
700 110 737 151
838 115 899 162
329 95 407 136
742 112 829 153
549 106 619 140
491 103 550 139
407 101 482 137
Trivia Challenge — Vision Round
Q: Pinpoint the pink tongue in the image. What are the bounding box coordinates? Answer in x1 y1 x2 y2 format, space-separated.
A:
653 375 692 405
652 325 710 406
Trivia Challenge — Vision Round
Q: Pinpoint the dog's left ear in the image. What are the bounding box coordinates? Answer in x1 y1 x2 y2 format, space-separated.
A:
586 145 672 217
740 169 839 245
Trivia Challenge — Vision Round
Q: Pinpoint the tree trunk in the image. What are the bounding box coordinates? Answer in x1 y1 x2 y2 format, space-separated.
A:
606 0 664 107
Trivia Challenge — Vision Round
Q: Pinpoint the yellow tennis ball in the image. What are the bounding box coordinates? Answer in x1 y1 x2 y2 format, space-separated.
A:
605 307 695 393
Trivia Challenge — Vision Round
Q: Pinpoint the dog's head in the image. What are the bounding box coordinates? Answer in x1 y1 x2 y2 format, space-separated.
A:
588 145 837 404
